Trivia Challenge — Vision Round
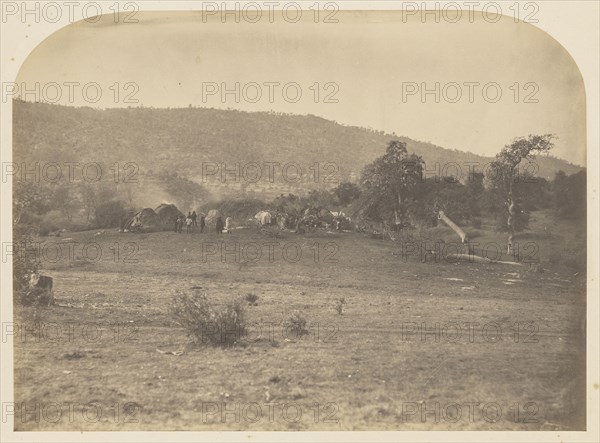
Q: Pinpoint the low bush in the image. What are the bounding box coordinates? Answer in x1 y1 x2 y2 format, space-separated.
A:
335 297 347 315
171 290 247 347
245 293 259 305
20 286 54 307
94 200 128 229
38 222 60 236
284 310 309 338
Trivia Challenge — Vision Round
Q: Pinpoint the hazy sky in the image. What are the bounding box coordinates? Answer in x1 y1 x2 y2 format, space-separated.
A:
16 11 586 165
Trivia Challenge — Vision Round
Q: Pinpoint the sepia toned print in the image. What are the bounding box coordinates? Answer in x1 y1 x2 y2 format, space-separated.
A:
2 2 596 439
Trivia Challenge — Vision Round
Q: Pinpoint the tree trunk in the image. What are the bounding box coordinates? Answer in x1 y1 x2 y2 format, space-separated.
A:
394 193 403 228
506 183 515 255
438 211 468 243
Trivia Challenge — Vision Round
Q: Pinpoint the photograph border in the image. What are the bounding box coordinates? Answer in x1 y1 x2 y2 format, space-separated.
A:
1 1 598 441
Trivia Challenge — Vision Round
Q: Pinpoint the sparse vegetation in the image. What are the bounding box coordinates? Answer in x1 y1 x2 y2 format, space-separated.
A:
245 293 259 305
13 182 41 306
19 286 53 307
284 310 309 337
38 222 59 237
11 100 587 431
93 200 128 229
335 297 347 315
171 290 247 347
13 211 586 431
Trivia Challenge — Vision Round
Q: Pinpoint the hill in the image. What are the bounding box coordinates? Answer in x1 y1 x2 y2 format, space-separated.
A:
13 100 583 201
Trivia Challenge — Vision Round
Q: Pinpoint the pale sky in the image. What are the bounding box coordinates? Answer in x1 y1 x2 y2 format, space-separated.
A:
16 11 586 165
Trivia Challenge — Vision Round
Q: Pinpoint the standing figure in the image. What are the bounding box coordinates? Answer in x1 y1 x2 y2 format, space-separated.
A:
200 214 206 233
186 215 193 233
191 211 197 230
335 216 342 231
225 216 233 234
215 216 224 234
177 215 184 233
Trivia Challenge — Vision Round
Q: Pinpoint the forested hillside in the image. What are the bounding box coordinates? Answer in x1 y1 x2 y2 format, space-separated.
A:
13 100 582 184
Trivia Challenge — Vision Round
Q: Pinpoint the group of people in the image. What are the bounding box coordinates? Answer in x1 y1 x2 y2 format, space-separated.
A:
175 211 204 233
174 210 233 234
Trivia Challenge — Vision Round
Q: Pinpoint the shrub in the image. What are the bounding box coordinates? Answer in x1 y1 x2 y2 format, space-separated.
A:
20 286 54 307
38 222 60 237
94 200 127 229
335 297 347 315
284 310 309 338
13 223 39 305
38 225 51 237
171 290 247 347
245 293 259 305
14 305 44 331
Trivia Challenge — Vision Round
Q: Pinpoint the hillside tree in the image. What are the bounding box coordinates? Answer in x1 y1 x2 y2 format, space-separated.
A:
553 170 586 219
486 134 554 254
360 141 424 227
333 182 362 206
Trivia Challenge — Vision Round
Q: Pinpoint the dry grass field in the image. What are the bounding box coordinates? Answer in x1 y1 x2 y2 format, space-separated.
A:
13 210 586 431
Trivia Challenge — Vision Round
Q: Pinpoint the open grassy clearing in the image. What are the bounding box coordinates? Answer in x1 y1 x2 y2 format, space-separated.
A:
13 211 586 430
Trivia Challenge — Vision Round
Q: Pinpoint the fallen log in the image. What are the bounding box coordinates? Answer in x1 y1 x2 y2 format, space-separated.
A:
438 211 468 243
446 253 523 266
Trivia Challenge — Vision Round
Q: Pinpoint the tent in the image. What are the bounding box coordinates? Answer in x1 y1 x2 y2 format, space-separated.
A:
255 210 272 225
124 208 162 232
317 208 334 224
155 203 185 230
303 207 334 225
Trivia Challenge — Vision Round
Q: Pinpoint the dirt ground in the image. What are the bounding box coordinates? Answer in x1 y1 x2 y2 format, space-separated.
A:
13 211 586 431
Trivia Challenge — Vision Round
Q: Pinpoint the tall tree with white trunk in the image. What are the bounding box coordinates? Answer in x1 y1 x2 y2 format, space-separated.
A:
487 134 555 254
